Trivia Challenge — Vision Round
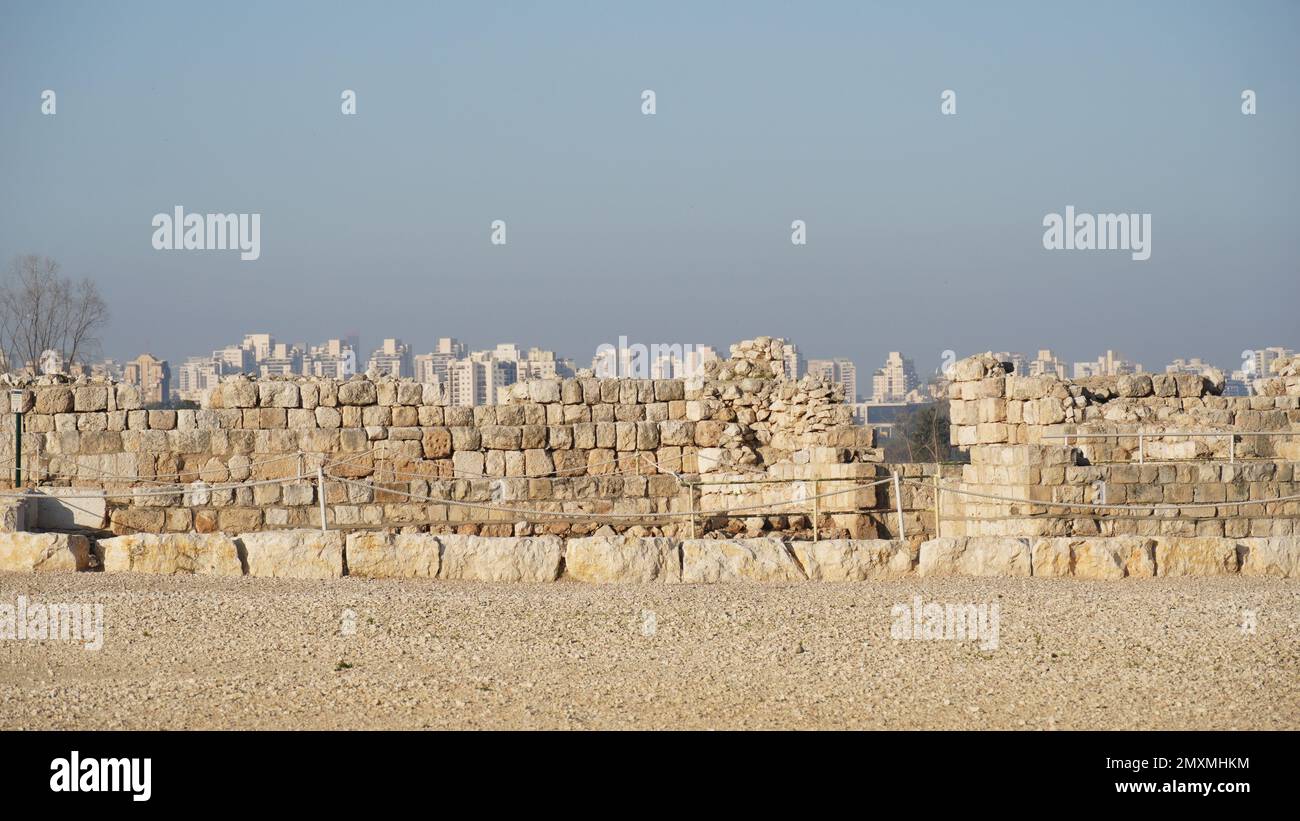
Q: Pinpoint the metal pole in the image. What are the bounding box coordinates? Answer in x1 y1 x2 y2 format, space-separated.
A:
688 482 696 539
933 472 941 539
1138 433 1144 464
892 470 905 541
317 466 328 531
812 479 820 542
13 408 22 489
1229 435 1235 464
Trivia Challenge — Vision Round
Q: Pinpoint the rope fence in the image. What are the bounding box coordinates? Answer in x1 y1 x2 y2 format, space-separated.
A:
1 448 1297 542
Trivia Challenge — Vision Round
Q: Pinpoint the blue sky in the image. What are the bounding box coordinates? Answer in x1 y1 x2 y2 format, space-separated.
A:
1 0 1297 377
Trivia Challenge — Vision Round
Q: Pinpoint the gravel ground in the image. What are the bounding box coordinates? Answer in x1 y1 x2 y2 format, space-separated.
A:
1 572 1296 730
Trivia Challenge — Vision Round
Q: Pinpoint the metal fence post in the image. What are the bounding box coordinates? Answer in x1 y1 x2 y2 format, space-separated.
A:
812 478 820 542
10 390 24 489
317 466 328 532
933 471 941 539
688 482 696 539
892 470 905 541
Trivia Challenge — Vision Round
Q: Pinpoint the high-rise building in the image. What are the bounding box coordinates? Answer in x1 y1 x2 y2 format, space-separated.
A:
807 359 835 382
176 356 224 402
1166 357 1215 375
808 358 858 401
367 338 413 378
414 337 466 385
258 341 302 378
1245 347 1296 380
448 354 514 407
991 351 1029 377
1028 349 1066 379
124 353 170 406
1072 350 1143 378
241 333 274 362
304 338 357 378
871 352 918 403
782 342 805 381
213 344 255 373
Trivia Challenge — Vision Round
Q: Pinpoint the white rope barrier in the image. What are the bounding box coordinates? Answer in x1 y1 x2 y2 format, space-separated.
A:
324 473 894 521
902 477 1300 512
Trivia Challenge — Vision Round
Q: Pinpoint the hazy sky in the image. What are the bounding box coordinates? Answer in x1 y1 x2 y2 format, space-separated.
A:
1 0 1297 378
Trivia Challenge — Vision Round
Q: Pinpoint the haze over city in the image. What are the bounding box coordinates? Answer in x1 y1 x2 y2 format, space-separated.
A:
2 0 1297 377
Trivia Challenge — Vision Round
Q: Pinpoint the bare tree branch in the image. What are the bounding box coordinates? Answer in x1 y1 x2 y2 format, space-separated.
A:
0 255 110 374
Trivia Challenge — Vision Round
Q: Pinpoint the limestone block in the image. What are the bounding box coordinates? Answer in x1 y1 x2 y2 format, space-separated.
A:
1031 537 1156 579
345 531 441 578
1153 537 1238 576
35 387 74 414
564 536 681 583
790 539 913 580
0 532 95 572
338 380 378 406
1116 374 1153 398
681 538 805 583
918 537 1031 577
530 380 561 403
0 496 33 532
1029 538 1072 577
1236 537 1299 578
31 488 107 529
240 529 344 578
482 425 522 449
1077 537 1156 579
99 533 243 575
220 379 258 408
438 536 563 582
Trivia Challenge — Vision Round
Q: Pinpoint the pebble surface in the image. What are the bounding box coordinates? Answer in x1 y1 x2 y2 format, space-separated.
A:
1 572 1296 730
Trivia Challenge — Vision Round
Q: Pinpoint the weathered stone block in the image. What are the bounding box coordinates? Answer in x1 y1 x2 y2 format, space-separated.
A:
240 529 344 578
338 380 378 406
790 539 913 580
1236 537 1299 578
918 537 1031 577
1153 537 1238 576
99 533 243 575
681 538 804 583
345 531 441 578
565 536 680 583
438 536 563 582
0 532 94 572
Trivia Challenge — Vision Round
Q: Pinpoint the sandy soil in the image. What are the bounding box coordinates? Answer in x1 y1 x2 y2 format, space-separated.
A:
1 572 1296 730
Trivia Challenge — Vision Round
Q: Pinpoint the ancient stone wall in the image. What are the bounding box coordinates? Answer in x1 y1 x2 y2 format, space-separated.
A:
941 354 1300 539
0 352 911 539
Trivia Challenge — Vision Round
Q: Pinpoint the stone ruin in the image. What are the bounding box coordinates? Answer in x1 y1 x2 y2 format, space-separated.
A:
0 337 894 542
0 343 1296 582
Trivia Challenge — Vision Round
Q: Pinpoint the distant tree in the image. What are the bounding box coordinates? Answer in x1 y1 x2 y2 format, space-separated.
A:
885 404 966 464
0 255 109 374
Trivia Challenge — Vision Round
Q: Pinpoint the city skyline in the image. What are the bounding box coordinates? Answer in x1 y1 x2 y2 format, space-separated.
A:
2 1 1297 381
76 324 1297 410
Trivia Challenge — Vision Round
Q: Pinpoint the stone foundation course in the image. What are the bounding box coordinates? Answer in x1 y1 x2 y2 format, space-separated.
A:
1 531 1295 581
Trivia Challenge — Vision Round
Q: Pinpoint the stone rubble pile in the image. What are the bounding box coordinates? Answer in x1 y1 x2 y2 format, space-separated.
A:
704 335 790 381
1260 355 1300 397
